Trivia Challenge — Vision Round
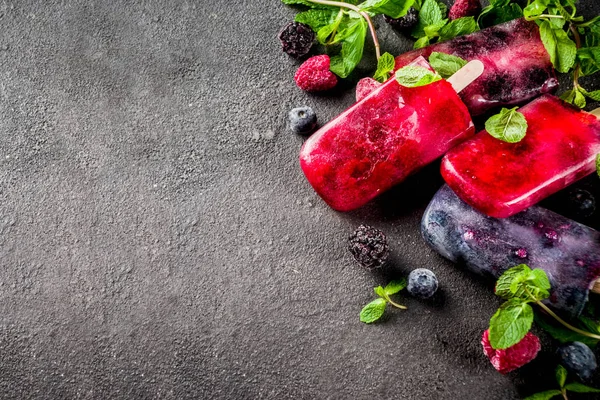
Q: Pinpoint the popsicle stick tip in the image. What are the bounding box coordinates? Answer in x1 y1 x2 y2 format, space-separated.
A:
592 279 600 295
591 107 600 119
447 60 485 94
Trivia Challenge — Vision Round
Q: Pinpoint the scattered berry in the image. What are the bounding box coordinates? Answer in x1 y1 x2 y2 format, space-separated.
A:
384 8 419 33
407 268 438 299
449 0 482 20
278 22 315 58
568 189 596 218
355 77 383 102
288 106 317 135
294 55 338 92
482 330 541 374
557 342 597 381
348 225 389 270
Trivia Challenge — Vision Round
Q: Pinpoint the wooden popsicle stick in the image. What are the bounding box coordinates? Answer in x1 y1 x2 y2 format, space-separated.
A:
591 107 600 119
592 279 600 294
447 60 484 94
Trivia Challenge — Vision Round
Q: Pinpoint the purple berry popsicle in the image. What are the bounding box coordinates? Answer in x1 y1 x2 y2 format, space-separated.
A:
422 185 600 316
441 95 600 219
394 18 558 116
299 57 478 212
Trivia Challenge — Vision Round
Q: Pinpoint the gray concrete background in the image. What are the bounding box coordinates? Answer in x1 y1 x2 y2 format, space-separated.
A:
0 0 599 399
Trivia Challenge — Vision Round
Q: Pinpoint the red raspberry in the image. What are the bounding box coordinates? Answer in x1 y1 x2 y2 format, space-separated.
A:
355 77 382 102
482 330 541 374
294 55 338 92
449 0 482 20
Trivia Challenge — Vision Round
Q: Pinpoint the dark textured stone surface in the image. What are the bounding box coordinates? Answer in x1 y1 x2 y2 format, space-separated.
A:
0 1 599 399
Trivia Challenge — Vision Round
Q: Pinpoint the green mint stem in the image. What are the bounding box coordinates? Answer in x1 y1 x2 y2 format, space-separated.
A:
384 294 407 310
569 23 582 89
302 0 381 60
536 299 600 340
561 389 568 400
527 14 566 20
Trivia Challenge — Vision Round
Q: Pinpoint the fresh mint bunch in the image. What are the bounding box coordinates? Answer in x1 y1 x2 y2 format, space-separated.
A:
360 279 407 323
488 265 600 350
411 0 479 49
283 0 416 78
524 365 600 400
520 0 600 108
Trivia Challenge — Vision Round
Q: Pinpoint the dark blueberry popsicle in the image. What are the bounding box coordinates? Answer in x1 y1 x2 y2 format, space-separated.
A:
421 185 600 316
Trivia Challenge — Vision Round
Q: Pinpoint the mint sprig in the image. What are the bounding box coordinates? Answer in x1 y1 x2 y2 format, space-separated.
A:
360 279 407 323
283 0 416 78
484 107 528 144
411 0 478 49
489 265 600 351
478 0 523 29
524 365 600 400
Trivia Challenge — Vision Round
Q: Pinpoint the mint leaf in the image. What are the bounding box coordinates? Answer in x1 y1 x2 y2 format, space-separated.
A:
374 285 386 298
578 46 600 77
522 391 562 400
395 65 441 87
489 299 534 350
556 365 567 388
329 15 367 78
316 11 345 44
384 278 407 295
295 9 339 31
359 0 415 19
539 21 577 73
414 36 430 49
438 17 478 42
373 52 396 83
523 0 551 18
360 298 387 323
485 107 528 143
564 382 600 393
583 89 600 101
508 268 550 302
560 88 587 109
495 264 531 300
428 52 467 78
423 19 448 38
478 2 523 29
412 0 443 38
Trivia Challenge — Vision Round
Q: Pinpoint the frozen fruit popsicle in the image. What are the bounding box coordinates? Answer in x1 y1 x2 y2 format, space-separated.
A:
422 185 600 316
394 18 558 116
299 57 477 212
441 94 600 218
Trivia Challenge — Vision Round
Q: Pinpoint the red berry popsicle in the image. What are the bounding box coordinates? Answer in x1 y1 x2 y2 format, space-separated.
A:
299 56 479 212
441 95 600 218
394 18 558 116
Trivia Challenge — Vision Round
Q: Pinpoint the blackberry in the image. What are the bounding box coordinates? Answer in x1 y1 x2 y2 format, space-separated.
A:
568 189 596 218
348 225 389 270
278 22 315 59
407 268 438 299
557 342 597 381
384 8 419 33
288 106 317 135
